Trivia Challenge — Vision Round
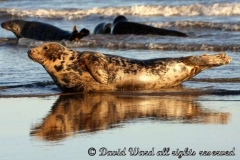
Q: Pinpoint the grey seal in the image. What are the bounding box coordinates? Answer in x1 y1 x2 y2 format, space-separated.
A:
28 42 231 92
1 20 72 41
112 15 188 37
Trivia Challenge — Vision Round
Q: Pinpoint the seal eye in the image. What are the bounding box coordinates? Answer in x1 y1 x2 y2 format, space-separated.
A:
43 46 48 50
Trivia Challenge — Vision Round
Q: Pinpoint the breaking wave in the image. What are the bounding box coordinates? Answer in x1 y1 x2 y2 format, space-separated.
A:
1 3 240 19
148 21 240 31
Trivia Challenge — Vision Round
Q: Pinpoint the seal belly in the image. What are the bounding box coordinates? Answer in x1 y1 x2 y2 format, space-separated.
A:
22 22 71 40
112 62 192 90
157 63 192 87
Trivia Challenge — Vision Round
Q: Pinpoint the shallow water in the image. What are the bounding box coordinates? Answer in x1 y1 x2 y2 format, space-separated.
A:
0 0 240 159
0 94 239 160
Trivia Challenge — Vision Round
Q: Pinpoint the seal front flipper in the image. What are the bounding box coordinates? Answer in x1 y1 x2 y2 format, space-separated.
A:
84 53 109 84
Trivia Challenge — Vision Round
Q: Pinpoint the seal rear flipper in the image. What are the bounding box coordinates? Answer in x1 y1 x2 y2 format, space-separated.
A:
68 27 89 41
85 53 108 84
182 52 231 70
68 25 79 41
155 28 188 37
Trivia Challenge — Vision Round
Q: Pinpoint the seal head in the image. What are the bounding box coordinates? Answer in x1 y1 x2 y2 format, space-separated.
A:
1 20 26 38
28 42 66 64
113 15 128 25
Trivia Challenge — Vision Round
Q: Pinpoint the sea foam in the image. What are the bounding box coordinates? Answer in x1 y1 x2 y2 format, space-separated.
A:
1 3 240 19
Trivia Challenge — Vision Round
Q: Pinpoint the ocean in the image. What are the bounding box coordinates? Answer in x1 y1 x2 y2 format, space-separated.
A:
0 0 240 159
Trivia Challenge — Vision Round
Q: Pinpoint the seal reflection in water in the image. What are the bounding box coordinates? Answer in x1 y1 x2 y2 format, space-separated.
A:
30 94 230 141
28 42 231 92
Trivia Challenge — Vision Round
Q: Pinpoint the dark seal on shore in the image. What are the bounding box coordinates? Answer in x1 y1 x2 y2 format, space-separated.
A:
1 20 72 41
28 42 231 92
112 15 188 37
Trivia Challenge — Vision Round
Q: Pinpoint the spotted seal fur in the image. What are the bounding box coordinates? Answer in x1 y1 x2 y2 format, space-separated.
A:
28 42 231 92
112 15 188 37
